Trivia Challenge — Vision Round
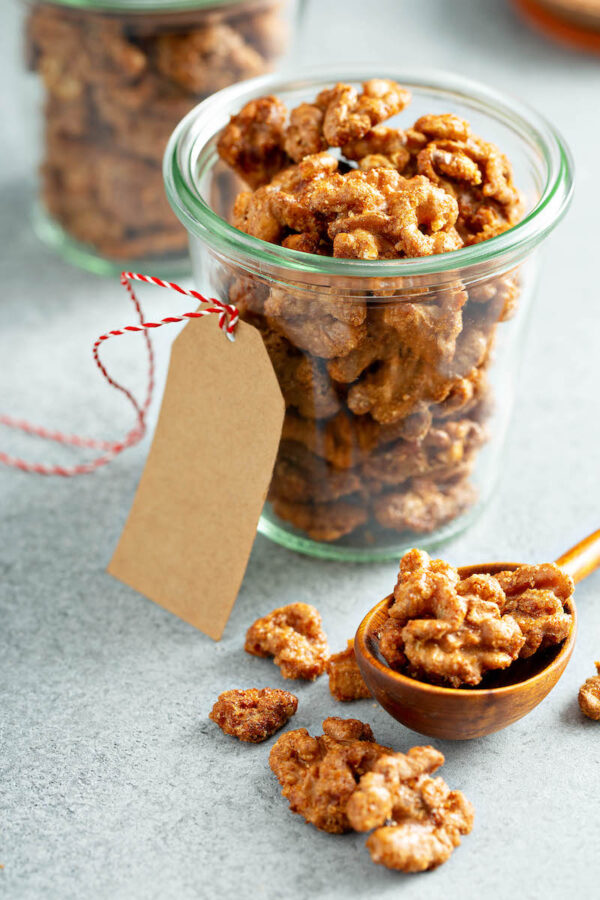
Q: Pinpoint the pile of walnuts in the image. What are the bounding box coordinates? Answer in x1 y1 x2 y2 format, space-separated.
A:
379 548 574 686
216 80 523 542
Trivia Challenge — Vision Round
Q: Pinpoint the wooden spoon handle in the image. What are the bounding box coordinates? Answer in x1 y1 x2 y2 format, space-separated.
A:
555 528 600 584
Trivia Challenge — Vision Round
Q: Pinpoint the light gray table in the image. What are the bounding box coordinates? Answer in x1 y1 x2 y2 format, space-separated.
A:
1 2 599 898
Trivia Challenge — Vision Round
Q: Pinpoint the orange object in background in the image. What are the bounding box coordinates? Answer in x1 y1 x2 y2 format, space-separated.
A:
513 0 600 53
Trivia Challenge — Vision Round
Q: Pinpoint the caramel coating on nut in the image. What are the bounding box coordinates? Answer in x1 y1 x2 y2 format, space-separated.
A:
378 549 574 686
270 496 368 542
356 752 475 872
327 640 371 701
494 564 574 658
317 79 411 147
217 95 289 189
245 602 329 680
209 688 298 742
269 717 390 833
578 663 600 721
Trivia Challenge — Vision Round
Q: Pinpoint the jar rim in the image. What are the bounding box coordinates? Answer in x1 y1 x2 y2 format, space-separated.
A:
164 65 574 278
34 0 251 11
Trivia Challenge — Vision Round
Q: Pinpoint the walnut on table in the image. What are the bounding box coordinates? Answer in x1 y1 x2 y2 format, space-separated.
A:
327 640 371 701
269 717 391 833
245 602 329 680
346 746 474 872
378 548 574 687
578 663 600 720
209 688 298 742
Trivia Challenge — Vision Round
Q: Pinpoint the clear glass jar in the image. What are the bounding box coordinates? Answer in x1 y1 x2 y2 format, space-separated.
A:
23 0 302 275
164 67 573 561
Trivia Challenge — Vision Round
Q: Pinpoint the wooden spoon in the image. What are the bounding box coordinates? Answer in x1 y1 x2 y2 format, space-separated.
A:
354 529 600 740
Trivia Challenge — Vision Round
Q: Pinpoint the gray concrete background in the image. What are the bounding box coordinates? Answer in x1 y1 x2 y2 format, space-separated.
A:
1 1 600 898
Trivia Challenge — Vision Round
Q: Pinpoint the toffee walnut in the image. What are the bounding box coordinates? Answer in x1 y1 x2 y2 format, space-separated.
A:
216 80 525 543
326 640 371 701
245 602 329 680
209 688 298 742
378 548 574 687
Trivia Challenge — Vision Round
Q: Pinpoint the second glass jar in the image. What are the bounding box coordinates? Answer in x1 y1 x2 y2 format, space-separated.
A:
24 0 301 274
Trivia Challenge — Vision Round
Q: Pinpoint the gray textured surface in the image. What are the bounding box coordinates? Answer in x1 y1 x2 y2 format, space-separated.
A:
1 1 600 898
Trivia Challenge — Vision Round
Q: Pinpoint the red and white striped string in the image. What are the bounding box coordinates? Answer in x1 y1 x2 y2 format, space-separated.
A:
0 271 238 476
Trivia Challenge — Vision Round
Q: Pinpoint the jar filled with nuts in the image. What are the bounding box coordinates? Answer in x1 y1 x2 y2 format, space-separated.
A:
24 0 303 274
164 68 573 561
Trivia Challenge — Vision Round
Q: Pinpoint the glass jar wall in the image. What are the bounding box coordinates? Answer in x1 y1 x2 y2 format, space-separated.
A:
164 68 573 561
24 0 302 274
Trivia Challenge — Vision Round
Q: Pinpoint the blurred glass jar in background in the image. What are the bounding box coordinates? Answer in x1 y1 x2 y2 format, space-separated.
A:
23 0 302 274
165 69 573 561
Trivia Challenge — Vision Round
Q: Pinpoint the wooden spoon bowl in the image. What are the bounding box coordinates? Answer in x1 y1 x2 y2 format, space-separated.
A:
355 560 577 740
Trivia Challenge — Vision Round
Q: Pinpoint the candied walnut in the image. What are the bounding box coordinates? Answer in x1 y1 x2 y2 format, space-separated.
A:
434 364 491 421
245 602 329 680
494 564 574 657
342 126 411 171
209 688 298 742
281 410 360 469
280 408 435 473
282 232 322 254
373 476 477 535
267 309 367 360
284 102 327 161
333 230 398 260
324 173 463 259
271 496 368 542
578 663 600 721
269 440 363 503
363 419 485 490
378 617 407 670
347 749 474 872
346 287 466 424
319 80 411 147
327 640 371 701
413 114 472 142
269 717 390 833
260 327 341 419
217 96 289 189
154 25 264 94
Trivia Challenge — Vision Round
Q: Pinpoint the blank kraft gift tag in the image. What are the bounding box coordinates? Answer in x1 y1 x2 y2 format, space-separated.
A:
108 315 284 640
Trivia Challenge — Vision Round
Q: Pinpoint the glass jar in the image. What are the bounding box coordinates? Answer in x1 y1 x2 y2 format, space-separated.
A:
164 68 573 562
23 0 302 275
